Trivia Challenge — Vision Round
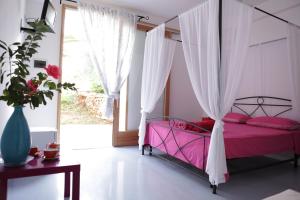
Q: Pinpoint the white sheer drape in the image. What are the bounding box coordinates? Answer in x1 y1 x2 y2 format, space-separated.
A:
138 24 176 150
179 0 253 185
79 2 136 119
287 25 300 121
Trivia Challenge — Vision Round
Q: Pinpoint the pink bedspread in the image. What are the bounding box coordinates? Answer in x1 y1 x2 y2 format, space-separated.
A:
144 121 300 170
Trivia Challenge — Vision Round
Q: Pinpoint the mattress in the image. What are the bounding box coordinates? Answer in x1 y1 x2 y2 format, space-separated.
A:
144 120 300 170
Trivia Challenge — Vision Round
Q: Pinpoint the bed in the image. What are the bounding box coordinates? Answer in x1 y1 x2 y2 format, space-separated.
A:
142 96 300 193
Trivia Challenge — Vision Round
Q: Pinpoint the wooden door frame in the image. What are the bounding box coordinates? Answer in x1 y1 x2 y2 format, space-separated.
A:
58 3 175 146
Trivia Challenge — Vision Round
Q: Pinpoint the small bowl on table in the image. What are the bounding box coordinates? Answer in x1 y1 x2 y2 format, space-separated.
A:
29 146 40 157
47 142 60 150
43 148 59 160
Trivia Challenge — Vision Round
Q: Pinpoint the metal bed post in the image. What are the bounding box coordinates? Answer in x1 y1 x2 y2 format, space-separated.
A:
209 0 223 195
142 145 145 155
295 154 299 168
149 146 153 156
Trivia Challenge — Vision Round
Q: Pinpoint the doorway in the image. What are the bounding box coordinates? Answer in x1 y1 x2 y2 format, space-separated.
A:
58 4 173 148
59 6 112 150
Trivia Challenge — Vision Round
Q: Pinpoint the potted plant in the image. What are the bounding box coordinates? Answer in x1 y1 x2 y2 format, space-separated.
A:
0 20 76 166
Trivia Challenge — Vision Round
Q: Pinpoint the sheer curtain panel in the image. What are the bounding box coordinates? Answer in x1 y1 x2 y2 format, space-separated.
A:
79 2 136 119
179 0 253 185
287 25 300 121
138 24 176 150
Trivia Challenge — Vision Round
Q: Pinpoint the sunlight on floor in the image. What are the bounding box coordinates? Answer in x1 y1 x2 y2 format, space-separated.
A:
60 124 112 150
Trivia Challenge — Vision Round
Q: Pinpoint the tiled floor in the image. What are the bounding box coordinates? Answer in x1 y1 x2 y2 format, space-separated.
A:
60 124 112 150
5 145 300 200
3 124 300 200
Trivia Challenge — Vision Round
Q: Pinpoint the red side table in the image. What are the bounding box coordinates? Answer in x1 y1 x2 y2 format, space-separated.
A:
0 156 80 200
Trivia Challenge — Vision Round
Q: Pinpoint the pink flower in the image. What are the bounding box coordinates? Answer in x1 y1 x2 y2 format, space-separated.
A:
27 80 38 92
45 64 60 79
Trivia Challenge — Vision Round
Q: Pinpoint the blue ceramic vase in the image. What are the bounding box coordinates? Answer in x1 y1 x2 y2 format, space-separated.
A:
1 106 31 166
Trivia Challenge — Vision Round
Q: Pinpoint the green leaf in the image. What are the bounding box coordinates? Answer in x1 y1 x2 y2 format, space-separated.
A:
0 43 7 50
0 40 7 45
12 42 21 46
47 81 56 90
38 72 48 81
26 35 32 40
28 48 37 54
33 35 42 40
30 43 40 48
1 73 4 83
45 91 54 100
31 96 39 108
37 93 47 105
8 47 13 58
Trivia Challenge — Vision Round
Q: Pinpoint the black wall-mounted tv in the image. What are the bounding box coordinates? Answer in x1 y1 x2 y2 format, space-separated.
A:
41 0 56 33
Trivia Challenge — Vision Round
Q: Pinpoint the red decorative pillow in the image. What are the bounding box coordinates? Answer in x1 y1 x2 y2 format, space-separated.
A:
196 120 215 130
246 116 300 130
173 120 186 129
185 124 196 132
184 120 214 132
202 117 214 122
223 112 251 124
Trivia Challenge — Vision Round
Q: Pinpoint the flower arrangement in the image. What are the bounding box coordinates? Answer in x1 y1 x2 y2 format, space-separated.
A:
0 20 76 109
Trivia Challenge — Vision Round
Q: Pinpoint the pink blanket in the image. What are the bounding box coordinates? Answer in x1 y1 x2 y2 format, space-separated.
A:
144 121 300 170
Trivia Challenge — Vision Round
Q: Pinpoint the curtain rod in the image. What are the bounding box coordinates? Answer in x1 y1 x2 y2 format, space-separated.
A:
61 0 149 21
254 7 300 29
249 37 286 48
163 4 300 29
164 15 178 24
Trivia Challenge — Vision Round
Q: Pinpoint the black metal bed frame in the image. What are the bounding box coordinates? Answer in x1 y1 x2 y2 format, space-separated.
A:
141 96 299 195
232 96 292 117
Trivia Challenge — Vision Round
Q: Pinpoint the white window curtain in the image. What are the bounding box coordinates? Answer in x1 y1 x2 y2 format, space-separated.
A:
79 2 136 119
138 24 176 150
287 25 300 121
179 0 253 185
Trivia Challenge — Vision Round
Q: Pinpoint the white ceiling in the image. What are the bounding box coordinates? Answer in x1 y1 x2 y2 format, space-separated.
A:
90 0 300 26
98 1 292 15
98 0 205 19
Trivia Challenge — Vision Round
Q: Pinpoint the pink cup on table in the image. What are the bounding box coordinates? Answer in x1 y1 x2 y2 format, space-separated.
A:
43 149 59 159
29 146 39 156
47 142 60 149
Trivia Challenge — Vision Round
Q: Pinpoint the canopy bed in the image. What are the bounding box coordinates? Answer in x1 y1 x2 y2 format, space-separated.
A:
143 96 300 193
138 0 300 194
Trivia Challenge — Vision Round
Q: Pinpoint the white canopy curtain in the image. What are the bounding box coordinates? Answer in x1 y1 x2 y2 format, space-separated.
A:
287 25 300 121
179 0 253 185
79 2 136 119
138 24 176 150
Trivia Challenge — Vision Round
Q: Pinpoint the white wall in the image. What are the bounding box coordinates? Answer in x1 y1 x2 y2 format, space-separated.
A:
249 1 300 45
168 3 300 121
23 0 62 128
236 3 300 120
169 44 204 121
0 0 26 133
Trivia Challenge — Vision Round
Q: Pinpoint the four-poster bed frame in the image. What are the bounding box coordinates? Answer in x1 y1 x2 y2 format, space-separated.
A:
142 96 299 194
140 0 300 194
164 0 300 43
163 1 300 28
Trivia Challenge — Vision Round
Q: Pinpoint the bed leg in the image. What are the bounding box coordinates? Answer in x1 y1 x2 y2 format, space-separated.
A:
142 145 145 155
149 146 152 156
294 154 299 168
212 185 217 194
